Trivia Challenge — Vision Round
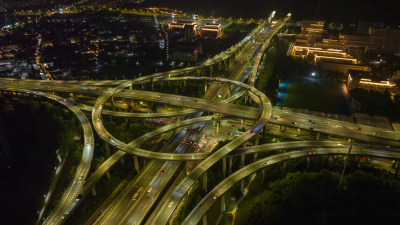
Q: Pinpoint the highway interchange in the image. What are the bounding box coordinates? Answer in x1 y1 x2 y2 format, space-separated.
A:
2 13 400 225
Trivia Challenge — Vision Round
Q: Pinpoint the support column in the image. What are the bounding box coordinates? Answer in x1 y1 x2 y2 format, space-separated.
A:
92 185 96 196
253 153 258 162
297 128 301 135
307 157 310 169
217 121 220 134
111 96 115 109
203 171 208 192
228 157 233 175
327 134 331 140
241 119 244 128
72 93 78 101
255 132 260 145
185 161 191 175
203 215 207 225
120 156 125 166
105 142 110 157
133 156 140 174
241 154 245 167
222 157 227 178
262 168 266 182
240 180 245 193
221 194 226 211
106 170 110 179
316 132 320 141
209 66 213 77
151 78 154 90
204 81 207 93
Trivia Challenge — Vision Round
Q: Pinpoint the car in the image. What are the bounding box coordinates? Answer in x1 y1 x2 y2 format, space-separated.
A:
309 127 314 130
79 174 84 180
96 87 101 90
195 99 198 102
148 187 152 192
76 194 82 202
291 121 297 124
121 90 125 92
89 86 92 90
357 127 362 130
263 162 269 166
145 196 149 200
168 201 174 207
160 169 165 174
213 196 217 200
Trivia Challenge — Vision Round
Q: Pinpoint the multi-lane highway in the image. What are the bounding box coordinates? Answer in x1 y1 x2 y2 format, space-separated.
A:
4 13 400 225
181 145 400 225
3 89 95 225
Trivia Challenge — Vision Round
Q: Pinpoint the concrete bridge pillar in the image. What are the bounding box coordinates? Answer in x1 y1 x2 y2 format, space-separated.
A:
241 119 244 128
203 171 208 192
111 96 115 110
240 180 245 193
253 153 258 162
297 128 301 135
222 157 227 178
72 93 78 101
240 154 245 168
203 215 207 225
151 78 154 90
255 132 260 146
221 194 226 212
92 185 96 196
307 157 311 169
262 168 266 182
129 84 132 90
120 156 125 166
228 157 233 175
133 156 140 174
316 132 320 141
204 81 207 93
216 121 220 134
209 66 213 77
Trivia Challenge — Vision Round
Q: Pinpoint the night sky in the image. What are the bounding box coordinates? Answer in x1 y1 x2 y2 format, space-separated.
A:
143 0 400 26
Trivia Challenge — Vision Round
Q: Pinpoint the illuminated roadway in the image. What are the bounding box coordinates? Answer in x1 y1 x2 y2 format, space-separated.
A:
3 13 400 225
2 89 95 224
181 145 400 225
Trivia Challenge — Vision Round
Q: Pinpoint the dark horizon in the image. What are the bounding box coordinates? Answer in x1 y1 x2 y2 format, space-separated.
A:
142 0 400 26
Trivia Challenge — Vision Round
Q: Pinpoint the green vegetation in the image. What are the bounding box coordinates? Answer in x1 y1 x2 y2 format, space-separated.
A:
171 180 205 225
351 88 399 119
216 154 400 225
0 96 80 225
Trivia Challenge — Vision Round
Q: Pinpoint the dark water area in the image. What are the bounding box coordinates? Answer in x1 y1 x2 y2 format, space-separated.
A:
0 99 59 225
277 77 349 115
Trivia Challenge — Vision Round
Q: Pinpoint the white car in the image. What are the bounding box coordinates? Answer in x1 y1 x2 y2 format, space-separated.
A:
168 201 174 208
148 187 152 193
